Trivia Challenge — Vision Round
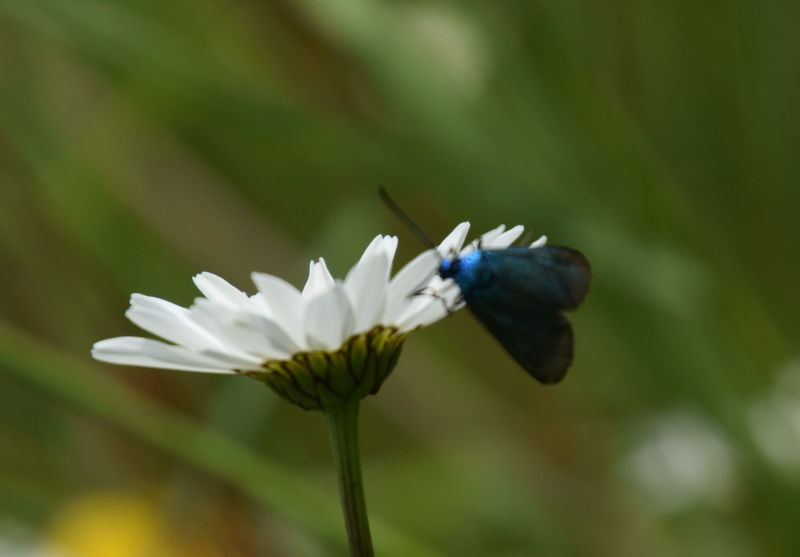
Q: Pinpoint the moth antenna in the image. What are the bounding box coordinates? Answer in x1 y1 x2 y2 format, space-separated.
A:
378 187 441 258
519 230 535 245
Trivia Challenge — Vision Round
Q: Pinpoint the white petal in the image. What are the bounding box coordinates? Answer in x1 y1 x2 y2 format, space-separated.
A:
224 322 293 360
302 284 355 350
249 292 274 317
361 234 387 260
461 224 506 254
190 300 295 360
385 249 440 323
395 276 462 330
396 298 449 330
193 272 252 309
437 222 470 257
226 311 298 359
346 235 392 331
344 235 383 285
92 337 244 373
302 258 335 302
251 272 306 349
479 224 506 245
353 235 398 272
489 225 525 248
531 235 548 248
380 235 399 260
126 294 226 351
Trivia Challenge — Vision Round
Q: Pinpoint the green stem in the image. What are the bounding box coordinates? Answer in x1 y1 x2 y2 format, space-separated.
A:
323 400 375 557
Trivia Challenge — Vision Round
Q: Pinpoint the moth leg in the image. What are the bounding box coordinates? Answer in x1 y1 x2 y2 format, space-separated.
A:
411 281 462 315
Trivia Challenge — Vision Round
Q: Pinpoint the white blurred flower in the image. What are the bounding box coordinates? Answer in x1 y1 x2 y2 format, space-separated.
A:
404 5 490 100
92 223 527 409
619 410 739 513
748 358 800 479
0 523 63 557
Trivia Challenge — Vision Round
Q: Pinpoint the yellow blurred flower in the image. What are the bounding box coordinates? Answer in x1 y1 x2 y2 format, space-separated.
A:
46 491 222 557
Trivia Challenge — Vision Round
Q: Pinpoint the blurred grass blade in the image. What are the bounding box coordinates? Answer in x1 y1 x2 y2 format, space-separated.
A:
0 320 444 557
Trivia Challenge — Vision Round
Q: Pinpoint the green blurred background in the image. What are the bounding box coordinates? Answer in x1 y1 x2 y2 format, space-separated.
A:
1 0 799 555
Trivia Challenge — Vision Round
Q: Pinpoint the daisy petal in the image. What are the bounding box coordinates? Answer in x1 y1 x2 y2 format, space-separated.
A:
251 272 306 349
437 222 470 257
193 272 252 309
125 294 225 351
303 284 355 350
479 224 506 245
490 225 525 248
379 235 399 261
346 236 392 331
395 275 463 330
385 249 440 323
91 337 243 373
190 300 295 360
531 235 547 248
396 298 448 330
302 258 335 301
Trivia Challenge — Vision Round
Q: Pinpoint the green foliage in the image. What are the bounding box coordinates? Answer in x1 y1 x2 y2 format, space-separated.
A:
1 0 798 554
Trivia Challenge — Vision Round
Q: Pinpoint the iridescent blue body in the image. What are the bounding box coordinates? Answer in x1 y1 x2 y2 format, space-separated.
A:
439 245 591 384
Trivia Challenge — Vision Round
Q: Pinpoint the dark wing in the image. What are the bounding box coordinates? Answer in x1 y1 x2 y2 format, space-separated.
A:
466 300 575 383
460 246 591 384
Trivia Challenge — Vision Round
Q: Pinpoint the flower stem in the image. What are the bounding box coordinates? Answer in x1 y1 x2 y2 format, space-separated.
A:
323 400 375 557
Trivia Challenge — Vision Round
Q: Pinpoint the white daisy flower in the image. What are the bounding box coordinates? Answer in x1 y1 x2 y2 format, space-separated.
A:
92 223 531 410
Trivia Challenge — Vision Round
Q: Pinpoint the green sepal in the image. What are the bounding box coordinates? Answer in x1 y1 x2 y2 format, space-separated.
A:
246 326 409 411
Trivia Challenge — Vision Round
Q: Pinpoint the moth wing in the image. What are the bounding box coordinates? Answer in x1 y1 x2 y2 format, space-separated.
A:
459 245 590 384
467 298 574 384
483 246 592 310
